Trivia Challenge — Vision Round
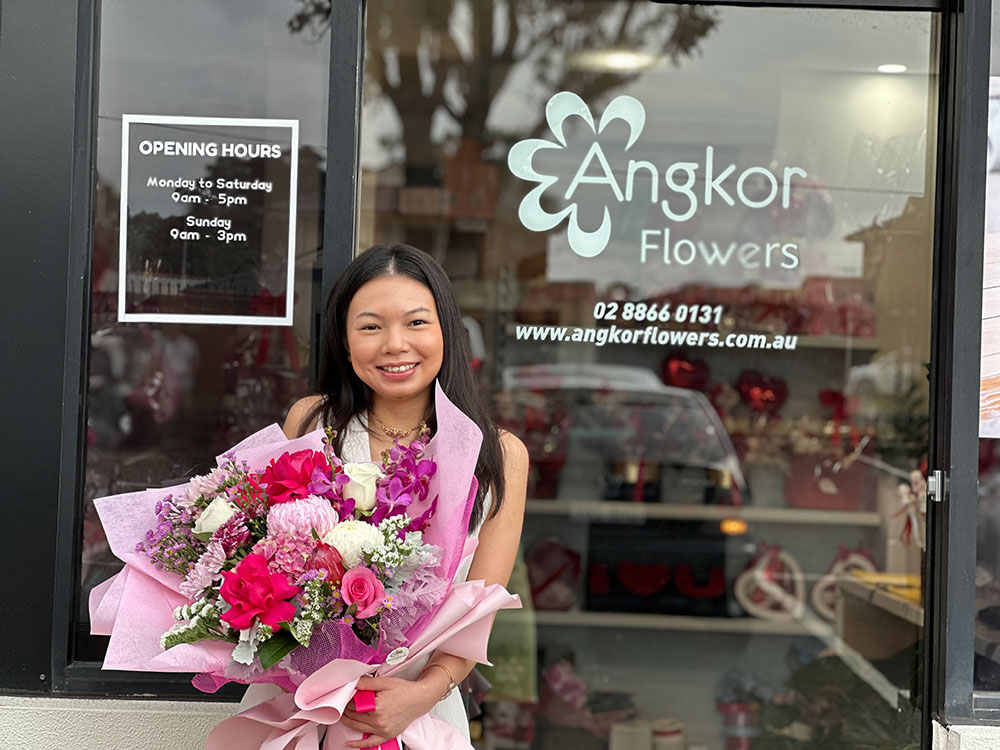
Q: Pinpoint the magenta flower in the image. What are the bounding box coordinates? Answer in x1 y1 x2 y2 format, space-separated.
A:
219 553 300 630
259 450 330 505
371 436 438 524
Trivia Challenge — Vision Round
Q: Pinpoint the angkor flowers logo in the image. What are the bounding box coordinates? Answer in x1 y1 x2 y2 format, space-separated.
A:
507 91 645 258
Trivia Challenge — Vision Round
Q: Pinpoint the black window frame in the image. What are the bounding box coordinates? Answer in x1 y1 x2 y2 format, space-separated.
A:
0 0 995 739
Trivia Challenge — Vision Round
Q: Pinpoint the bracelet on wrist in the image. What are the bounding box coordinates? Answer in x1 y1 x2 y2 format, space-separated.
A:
420 662 457 701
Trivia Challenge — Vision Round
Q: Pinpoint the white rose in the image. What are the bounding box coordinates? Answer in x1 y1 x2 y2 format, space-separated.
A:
322 520 384 568
341 462 384 513
193 495 236 537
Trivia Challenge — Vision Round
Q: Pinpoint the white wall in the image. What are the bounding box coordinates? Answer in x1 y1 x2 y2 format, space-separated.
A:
0 695 237 750
935 720 1000 750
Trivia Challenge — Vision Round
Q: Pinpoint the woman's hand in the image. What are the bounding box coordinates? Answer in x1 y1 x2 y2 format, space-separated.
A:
340 674 448 748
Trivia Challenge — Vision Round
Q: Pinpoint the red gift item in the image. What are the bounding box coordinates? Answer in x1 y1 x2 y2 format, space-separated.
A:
784 454 873 511
662 352 710 391
737 370 788 413
617 561 671 597
526 537 581 611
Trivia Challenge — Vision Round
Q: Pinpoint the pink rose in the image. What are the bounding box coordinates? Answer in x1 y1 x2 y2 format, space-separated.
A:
341 567 385 619
260 450 330 505
219 553 300 630
307 543 347 583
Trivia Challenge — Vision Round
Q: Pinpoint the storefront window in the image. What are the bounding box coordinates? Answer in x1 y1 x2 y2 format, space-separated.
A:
975 9 1000 695
360 2 936 747
77 0 330 660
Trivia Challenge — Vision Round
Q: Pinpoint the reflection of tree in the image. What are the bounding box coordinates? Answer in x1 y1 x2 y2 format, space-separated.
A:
289 0 716 173
127 211 176 273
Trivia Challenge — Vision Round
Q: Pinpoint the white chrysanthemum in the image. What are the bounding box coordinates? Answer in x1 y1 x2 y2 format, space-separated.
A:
267 495 340 538
321 520 384 567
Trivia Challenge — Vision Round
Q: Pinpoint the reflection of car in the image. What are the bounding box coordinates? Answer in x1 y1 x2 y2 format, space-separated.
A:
497 363 745 505
500 363 751 618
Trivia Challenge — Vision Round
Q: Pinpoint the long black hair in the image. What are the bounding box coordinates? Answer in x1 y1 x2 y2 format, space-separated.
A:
302 244 505 528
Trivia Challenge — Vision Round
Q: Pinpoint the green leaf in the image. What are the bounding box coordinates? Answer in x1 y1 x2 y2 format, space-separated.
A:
258 630 298 670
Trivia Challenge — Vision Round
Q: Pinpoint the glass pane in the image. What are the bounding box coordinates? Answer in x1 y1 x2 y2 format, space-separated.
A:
975 8 1000 694
78 0 329 661
361 3 936 747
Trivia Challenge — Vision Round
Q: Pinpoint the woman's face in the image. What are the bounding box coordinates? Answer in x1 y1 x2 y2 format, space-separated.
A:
345 274 444 405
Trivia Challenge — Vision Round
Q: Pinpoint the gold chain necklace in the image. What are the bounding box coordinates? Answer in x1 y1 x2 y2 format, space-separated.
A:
369 411 418 439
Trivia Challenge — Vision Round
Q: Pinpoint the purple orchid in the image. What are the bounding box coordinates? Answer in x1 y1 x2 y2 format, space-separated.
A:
307 465 354 520
370 433 438 526
404 495 438 534
371 475 416 524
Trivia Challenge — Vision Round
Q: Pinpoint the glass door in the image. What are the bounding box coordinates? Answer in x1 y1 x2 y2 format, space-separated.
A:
76 0 332 664
358 3 939 748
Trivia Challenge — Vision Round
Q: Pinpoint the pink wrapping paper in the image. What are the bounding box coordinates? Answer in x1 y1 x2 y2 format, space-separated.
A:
89 383 521 749
205 578 520 750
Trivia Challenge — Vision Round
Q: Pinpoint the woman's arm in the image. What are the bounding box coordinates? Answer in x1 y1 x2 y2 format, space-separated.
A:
281 395 324 439
416 430 529 686
342 430 529 748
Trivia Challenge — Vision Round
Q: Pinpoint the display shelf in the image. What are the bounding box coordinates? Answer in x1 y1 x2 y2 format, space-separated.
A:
839 574 924 628
533 608 907 707
525 499 881 526
532 609 818 636
796 335 881 350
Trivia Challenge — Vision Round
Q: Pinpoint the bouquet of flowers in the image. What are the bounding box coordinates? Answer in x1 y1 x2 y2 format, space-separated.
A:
90 384 519 750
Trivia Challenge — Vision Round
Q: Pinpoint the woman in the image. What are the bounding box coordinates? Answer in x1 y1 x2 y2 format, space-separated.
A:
281 243 529 749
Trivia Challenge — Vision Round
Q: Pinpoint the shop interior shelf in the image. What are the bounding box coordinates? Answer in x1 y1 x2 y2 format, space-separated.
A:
525 499 881 526
532 609 819 636
838 574 924 628
795 334 882 350
533 609 907 707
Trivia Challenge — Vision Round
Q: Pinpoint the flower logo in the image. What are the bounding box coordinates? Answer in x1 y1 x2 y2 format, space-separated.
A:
507 91 645 258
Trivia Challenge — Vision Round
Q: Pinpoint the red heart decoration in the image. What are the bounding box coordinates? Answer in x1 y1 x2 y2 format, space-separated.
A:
737 370 788 413
617 561 670 596
662 353 709 390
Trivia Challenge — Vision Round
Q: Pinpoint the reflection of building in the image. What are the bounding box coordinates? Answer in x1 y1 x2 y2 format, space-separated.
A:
846 196 934 366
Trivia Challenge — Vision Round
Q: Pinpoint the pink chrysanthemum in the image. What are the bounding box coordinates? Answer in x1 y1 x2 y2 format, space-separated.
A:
267 495 339 538
252 533 317 579
179 541 227 600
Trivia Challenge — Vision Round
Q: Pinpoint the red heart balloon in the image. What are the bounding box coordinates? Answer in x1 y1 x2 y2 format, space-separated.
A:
662 353 709 390
737 370 788 413
617 561 670 596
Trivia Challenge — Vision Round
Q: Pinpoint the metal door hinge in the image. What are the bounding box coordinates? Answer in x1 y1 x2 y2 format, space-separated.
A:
928 469 947 503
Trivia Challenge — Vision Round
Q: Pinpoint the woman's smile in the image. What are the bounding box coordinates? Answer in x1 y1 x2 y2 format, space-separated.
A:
377 362 419 379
